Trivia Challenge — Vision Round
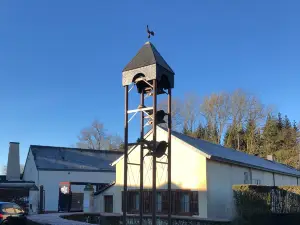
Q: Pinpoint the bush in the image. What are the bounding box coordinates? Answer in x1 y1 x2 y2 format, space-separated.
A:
62 213 100 224
233 185 300 225
63 214 230 225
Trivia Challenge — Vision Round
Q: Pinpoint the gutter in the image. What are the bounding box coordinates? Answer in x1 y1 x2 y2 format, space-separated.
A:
210 156 300 178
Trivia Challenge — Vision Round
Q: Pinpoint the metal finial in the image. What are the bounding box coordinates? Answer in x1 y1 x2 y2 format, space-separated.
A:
146 25 155 39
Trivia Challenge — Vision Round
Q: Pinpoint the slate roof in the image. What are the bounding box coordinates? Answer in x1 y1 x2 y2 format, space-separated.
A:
170 129 300 177
113 127 300 177
30 145 123 172
122 41 174 74
94 181 115 196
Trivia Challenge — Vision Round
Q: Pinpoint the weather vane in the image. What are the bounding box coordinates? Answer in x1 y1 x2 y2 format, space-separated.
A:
146 25 155 39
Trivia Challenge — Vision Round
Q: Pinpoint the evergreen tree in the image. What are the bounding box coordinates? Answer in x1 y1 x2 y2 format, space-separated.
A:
201 122 219 144
176 90 300 169
276 113 285 149
284 115 292 129
245 119 261 155
262 115 279 155
283 115 294 149
194 123 206 139
183 124 192 136
224 125 246 151
293 120 298 132
224 126 234 148
277 113 283 131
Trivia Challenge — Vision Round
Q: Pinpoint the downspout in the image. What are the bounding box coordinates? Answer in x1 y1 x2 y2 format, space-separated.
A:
38 170 40 187
272 173 275 186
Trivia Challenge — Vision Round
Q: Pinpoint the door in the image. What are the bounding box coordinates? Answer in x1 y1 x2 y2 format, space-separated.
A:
58 187 70 212
104 195 113 213
70 193 84 212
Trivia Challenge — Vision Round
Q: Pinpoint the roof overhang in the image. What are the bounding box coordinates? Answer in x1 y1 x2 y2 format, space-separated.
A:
111 126 300 178
210 156 300 178
94 182 116 196
37 168 116 172
0 181 38 189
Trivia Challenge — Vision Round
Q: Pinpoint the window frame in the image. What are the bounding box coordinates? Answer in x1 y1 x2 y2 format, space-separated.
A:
122 189 198 216
104 195 113 213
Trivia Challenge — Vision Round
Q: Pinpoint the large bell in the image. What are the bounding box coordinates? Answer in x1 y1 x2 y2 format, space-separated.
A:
145 110 167 124
138 139 168 158
135 78 153 94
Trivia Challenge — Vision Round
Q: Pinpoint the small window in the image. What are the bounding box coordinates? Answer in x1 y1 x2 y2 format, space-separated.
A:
157 192 162 212
133 193 139 211
254 179 261 185
104 195 113 213
244 172 249 184
180 193 190 213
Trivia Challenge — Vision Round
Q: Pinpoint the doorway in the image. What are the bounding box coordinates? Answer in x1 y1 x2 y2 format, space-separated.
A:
104 195 113 213
70 193 84 212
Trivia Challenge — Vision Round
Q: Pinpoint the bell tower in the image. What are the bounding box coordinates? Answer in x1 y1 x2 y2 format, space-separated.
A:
122 40 174 225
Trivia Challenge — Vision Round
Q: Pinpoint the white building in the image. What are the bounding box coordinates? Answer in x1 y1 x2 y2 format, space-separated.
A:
22 145 122 212
94 126 300 220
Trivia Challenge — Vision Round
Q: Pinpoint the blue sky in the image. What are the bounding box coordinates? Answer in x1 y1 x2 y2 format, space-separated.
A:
0 1 300 170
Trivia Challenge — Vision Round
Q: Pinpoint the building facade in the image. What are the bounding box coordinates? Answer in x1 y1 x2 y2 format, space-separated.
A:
22 145 122 212
93 127 300 220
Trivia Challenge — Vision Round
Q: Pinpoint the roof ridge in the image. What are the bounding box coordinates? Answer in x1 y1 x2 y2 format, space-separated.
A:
162 127 300 176
30 145 123 154
149 42 174 73
148 42 157 63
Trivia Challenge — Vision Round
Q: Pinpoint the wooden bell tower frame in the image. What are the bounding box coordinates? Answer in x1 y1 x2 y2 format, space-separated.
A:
122 41 175 225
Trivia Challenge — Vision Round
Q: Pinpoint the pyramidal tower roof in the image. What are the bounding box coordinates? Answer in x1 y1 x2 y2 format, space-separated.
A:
123 41 174 74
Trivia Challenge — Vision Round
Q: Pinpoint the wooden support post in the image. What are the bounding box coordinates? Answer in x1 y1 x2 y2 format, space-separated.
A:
139 89 144 225
152 80 157 225
168 88 172 225
123 85 129 225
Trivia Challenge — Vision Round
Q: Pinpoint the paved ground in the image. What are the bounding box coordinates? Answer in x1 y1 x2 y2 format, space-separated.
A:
28 213 93 225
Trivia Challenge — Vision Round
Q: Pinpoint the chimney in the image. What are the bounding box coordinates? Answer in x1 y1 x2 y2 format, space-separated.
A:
6 142 21 181
267 154 274 161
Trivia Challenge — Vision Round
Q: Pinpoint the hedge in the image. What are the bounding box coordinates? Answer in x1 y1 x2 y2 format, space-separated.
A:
62 214 230 225
233 185 300 225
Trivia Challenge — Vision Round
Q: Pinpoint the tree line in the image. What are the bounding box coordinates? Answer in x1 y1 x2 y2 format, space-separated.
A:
159 89 300 169
76 120 123 150
77 89 299 169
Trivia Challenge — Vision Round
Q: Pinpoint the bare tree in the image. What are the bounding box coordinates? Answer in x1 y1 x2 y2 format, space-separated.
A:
246 95 267 126
228 90 249 149
201 92 231 144
77 120 123 150
245 95 267 153
181 93 200 132
158 98 183 131
1 164 24 175
106 134 123 150
1 166 6 175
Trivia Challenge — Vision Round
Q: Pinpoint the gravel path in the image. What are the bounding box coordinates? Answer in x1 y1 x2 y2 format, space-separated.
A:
28 213 93 225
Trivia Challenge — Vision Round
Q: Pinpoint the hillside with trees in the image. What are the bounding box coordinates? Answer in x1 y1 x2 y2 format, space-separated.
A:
159 89 300 169
77 89 299 169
